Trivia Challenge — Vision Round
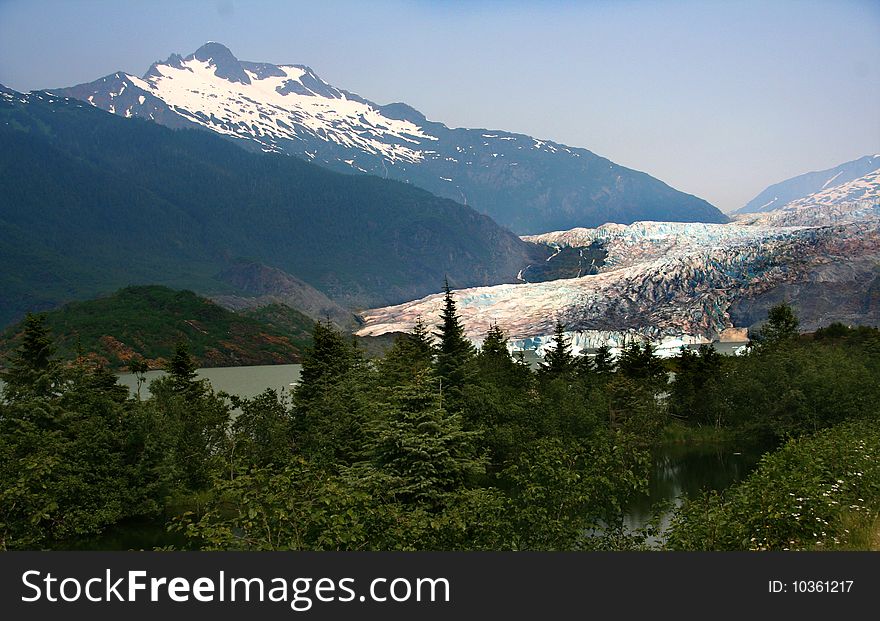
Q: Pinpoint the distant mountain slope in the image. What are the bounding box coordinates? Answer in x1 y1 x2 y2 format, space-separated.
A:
54 42 727 233
734 171 880 227
0 86 545 327
0 286 313 370
738 155 880 214
210 262 357 329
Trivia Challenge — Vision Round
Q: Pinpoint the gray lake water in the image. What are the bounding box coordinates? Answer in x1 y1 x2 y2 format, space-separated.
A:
117 363 303 399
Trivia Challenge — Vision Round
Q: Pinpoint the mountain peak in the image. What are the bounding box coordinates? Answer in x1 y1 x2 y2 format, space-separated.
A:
187 42 250 85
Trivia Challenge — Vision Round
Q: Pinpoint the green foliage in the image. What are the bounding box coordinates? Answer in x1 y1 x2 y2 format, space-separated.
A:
669 344 723 425
433 280 476 407
5 293 877 552
2 313 60 401
147 346 230 490
592 344 616 376
698 340 878 439
353 371 485 506
175 459 369 550
294 321 373 465
0 354 170 549
617 340 666 387
501 435 649 550
377 317 434 387
606 375 668 443
667 419 880 550
228 389 296 469
755 301 800 348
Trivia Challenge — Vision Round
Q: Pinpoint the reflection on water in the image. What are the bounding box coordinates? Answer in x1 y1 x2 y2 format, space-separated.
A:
625 440 769 532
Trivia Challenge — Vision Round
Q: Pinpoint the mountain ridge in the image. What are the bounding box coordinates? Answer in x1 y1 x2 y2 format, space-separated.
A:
0 285 313 371
54 42 727 234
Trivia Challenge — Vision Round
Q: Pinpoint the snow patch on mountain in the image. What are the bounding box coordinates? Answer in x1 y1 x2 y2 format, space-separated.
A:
121 53 436 163
738 155 880 214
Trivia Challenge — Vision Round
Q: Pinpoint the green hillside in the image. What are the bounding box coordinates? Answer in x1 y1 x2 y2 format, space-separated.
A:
0 286 313 370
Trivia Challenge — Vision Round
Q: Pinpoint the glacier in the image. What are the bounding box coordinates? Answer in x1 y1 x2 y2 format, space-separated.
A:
357 200 880 356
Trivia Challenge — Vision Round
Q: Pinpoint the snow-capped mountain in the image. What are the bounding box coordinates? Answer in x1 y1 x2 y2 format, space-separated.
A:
54 42 726 234
734 169 880 227
737 155 880 214
357 203 880 354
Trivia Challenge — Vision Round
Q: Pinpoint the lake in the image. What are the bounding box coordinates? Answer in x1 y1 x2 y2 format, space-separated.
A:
117 363 303 399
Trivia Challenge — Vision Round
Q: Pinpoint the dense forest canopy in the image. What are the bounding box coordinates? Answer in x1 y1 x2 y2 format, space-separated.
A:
1 296 878 551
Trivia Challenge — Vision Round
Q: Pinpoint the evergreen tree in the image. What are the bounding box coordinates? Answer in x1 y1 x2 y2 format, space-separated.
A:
411 316 435 360
167 341 200 395
433 279 475 403
618 340 666 386
148 340 229 490
3 313 59 401
481 322 509 358
296 320 355 403
378 317 435 387
540 321 575 377
358 371 485 508
294 320 371 465
592 344 616 376
477 321 518 377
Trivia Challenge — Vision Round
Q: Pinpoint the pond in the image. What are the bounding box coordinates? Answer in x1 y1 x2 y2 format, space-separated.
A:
624 439 769 537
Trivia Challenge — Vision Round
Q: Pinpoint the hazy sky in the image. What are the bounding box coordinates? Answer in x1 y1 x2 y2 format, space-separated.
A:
1 0 878 212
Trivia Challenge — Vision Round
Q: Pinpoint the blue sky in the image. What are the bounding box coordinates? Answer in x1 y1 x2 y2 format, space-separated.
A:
1 0 878 211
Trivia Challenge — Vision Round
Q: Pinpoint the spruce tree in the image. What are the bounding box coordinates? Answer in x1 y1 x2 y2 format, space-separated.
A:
618 340 666 386
167 340 200 395
294 320 369 465
3 313 59 401
480 322 509 359
361 371 484 507
593 344 615 376
411 316 435 360
379 317 435 387
540 321 575 377
296 320 354 403
433 279 475 401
